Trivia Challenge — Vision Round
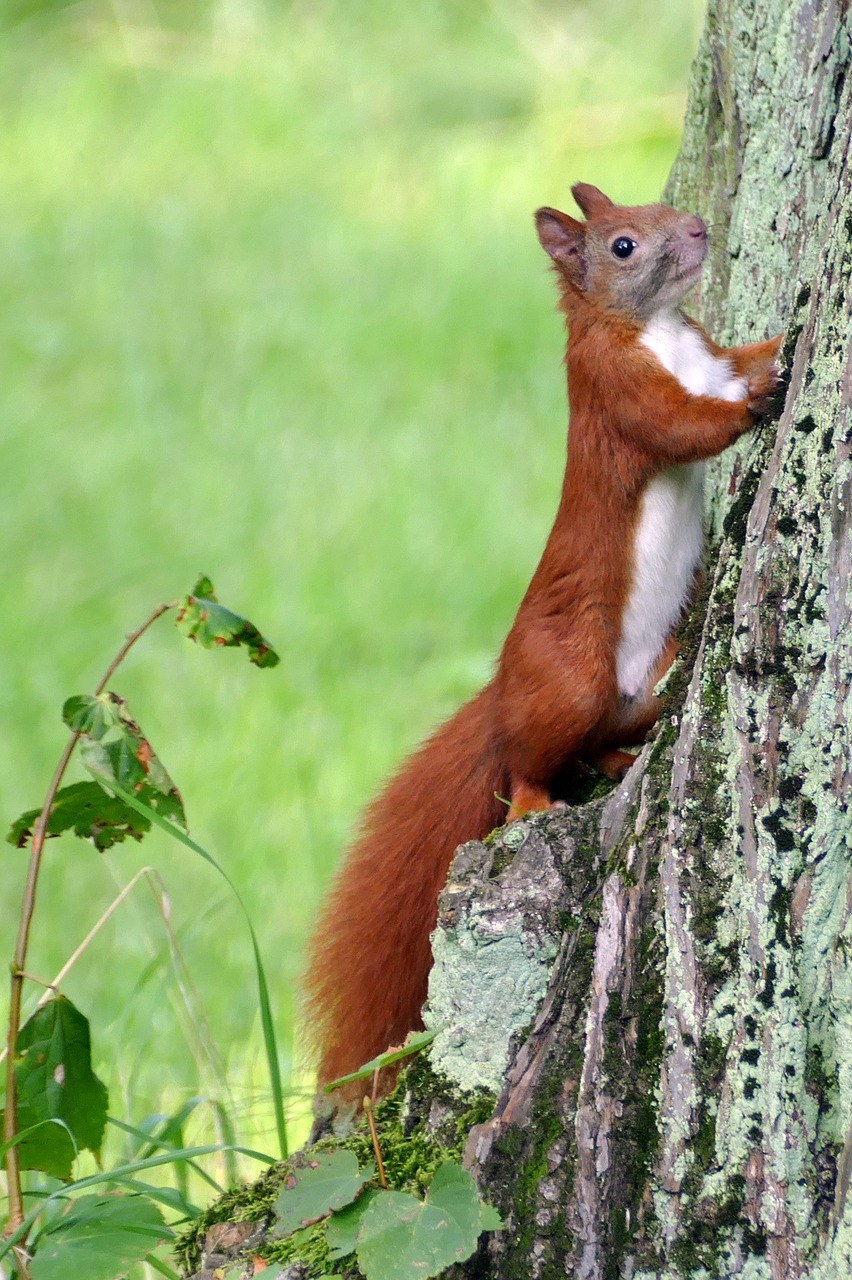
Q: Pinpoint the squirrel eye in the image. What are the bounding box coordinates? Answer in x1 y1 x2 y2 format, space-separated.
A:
611 237 637 259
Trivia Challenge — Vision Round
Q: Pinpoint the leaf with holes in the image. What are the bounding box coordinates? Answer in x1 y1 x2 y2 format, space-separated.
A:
355 1162 496 1280
29 1193 170 1280
272 1151 375 1236
0 997 107 1179
65 692 187 830
7 780 153 852
176 576 279 668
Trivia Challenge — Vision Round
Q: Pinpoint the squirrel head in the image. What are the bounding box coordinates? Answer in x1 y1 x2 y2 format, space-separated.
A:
535 183 707 319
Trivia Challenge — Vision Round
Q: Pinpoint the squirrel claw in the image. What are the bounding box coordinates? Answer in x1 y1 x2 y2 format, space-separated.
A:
747 366 784 420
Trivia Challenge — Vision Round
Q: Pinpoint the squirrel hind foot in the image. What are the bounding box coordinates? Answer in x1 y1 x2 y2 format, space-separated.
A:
593 748 639 781
506 780 554 823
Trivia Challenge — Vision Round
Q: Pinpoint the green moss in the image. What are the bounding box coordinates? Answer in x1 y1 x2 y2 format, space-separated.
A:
263 1220 337 1272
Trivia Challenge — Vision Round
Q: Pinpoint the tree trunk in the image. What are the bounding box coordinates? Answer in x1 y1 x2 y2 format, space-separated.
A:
180 2 852 1277
425 1 852 1275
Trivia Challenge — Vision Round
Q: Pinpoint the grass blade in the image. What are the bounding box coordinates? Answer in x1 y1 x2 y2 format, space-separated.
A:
103 780 289 1161
96 1175 201 1220
106 1116 222 1195
144 1255 181 1279
0 1144 275 1262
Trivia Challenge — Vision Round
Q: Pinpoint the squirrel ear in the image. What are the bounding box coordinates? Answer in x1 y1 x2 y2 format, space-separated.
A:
571 183 614 219
535 208 585 279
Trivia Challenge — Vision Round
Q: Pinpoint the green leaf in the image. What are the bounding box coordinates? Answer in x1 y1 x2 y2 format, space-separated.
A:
62 694 118 739
0 1117 76 1162
0 996 108 1179
29 1193 170 1280
326 1190 379 1260
0 1144 275 1265
8 780 153 852
190 573 216 598
324 1028 439 1092
355 1162 486 1280
272 1151 375 1236
68 692 187 831
176 576 280 668
479 1200 504 1231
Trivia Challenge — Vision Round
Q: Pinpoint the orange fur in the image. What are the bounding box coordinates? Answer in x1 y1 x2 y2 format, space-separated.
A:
304 185 782 1088
305 688 507 1086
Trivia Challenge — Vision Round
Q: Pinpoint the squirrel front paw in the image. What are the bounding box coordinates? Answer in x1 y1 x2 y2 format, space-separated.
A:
747 366 783 420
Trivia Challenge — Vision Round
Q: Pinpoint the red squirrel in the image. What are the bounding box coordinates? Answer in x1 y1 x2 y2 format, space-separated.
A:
305 182 782 1088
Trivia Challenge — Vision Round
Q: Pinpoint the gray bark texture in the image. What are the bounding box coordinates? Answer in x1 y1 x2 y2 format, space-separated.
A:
179 1 852 1277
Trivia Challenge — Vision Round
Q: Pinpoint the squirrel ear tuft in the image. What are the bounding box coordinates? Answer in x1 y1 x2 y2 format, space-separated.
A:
535 208 585 274
571 183 615 219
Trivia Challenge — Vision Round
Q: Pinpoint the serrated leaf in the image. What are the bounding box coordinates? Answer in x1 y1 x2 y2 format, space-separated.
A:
29 1193 170 1280
9 693 184 851
324 1028 439 1092
272 1151 375 1236
176 577 280 668
479 1200 504 1231
72 692 187 831
8 781 152 852
0 997 108 1179
326 1189 380 1259
355 1162 485 1280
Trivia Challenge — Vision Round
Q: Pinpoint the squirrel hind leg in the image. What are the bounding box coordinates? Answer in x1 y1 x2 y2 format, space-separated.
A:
506 778 553 823
587 661 674 781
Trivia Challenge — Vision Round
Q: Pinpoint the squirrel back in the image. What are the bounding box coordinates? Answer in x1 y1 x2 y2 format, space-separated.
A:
304 182 781 1089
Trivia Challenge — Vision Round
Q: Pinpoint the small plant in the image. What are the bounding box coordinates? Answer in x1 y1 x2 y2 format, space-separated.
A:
273 1151 500 1280
2 577 283 1279
260 1035 502 1280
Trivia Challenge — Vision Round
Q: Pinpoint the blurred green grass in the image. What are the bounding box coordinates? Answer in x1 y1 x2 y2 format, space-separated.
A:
0 0 702 1162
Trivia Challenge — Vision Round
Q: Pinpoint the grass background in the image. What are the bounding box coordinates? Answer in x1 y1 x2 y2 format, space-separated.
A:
1 0 702 1196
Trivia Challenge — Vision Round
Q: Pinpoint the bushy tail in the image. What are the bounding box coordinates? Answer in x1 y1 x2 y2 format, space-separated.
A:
303 684 506 1086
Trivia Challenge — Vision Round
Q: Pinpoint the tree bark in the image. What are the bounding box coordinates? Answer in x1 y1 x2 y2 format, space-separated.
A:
423 1 852 1275
180 2 852 1277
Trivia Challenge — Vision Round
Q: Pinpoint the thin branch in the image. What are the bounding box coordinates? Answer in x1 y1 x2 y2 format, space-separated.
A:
10 974 56 994
364 1071 388 1190
3 601 176 1241
0 867 155 1068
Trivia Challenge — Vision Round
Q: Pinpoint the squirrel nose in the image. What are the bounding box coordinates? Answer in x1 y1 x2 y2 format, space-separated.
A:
686 215 707 239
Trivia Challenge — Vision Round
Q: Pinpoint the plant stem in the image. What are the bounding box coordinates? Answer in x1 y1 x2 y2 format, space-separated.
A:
364 1071 388 1190
3 601 176 1239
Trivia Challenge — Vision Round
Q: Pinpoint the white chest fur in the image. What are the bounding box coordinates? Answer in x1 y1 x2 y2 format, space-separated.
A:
615 310 747 700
